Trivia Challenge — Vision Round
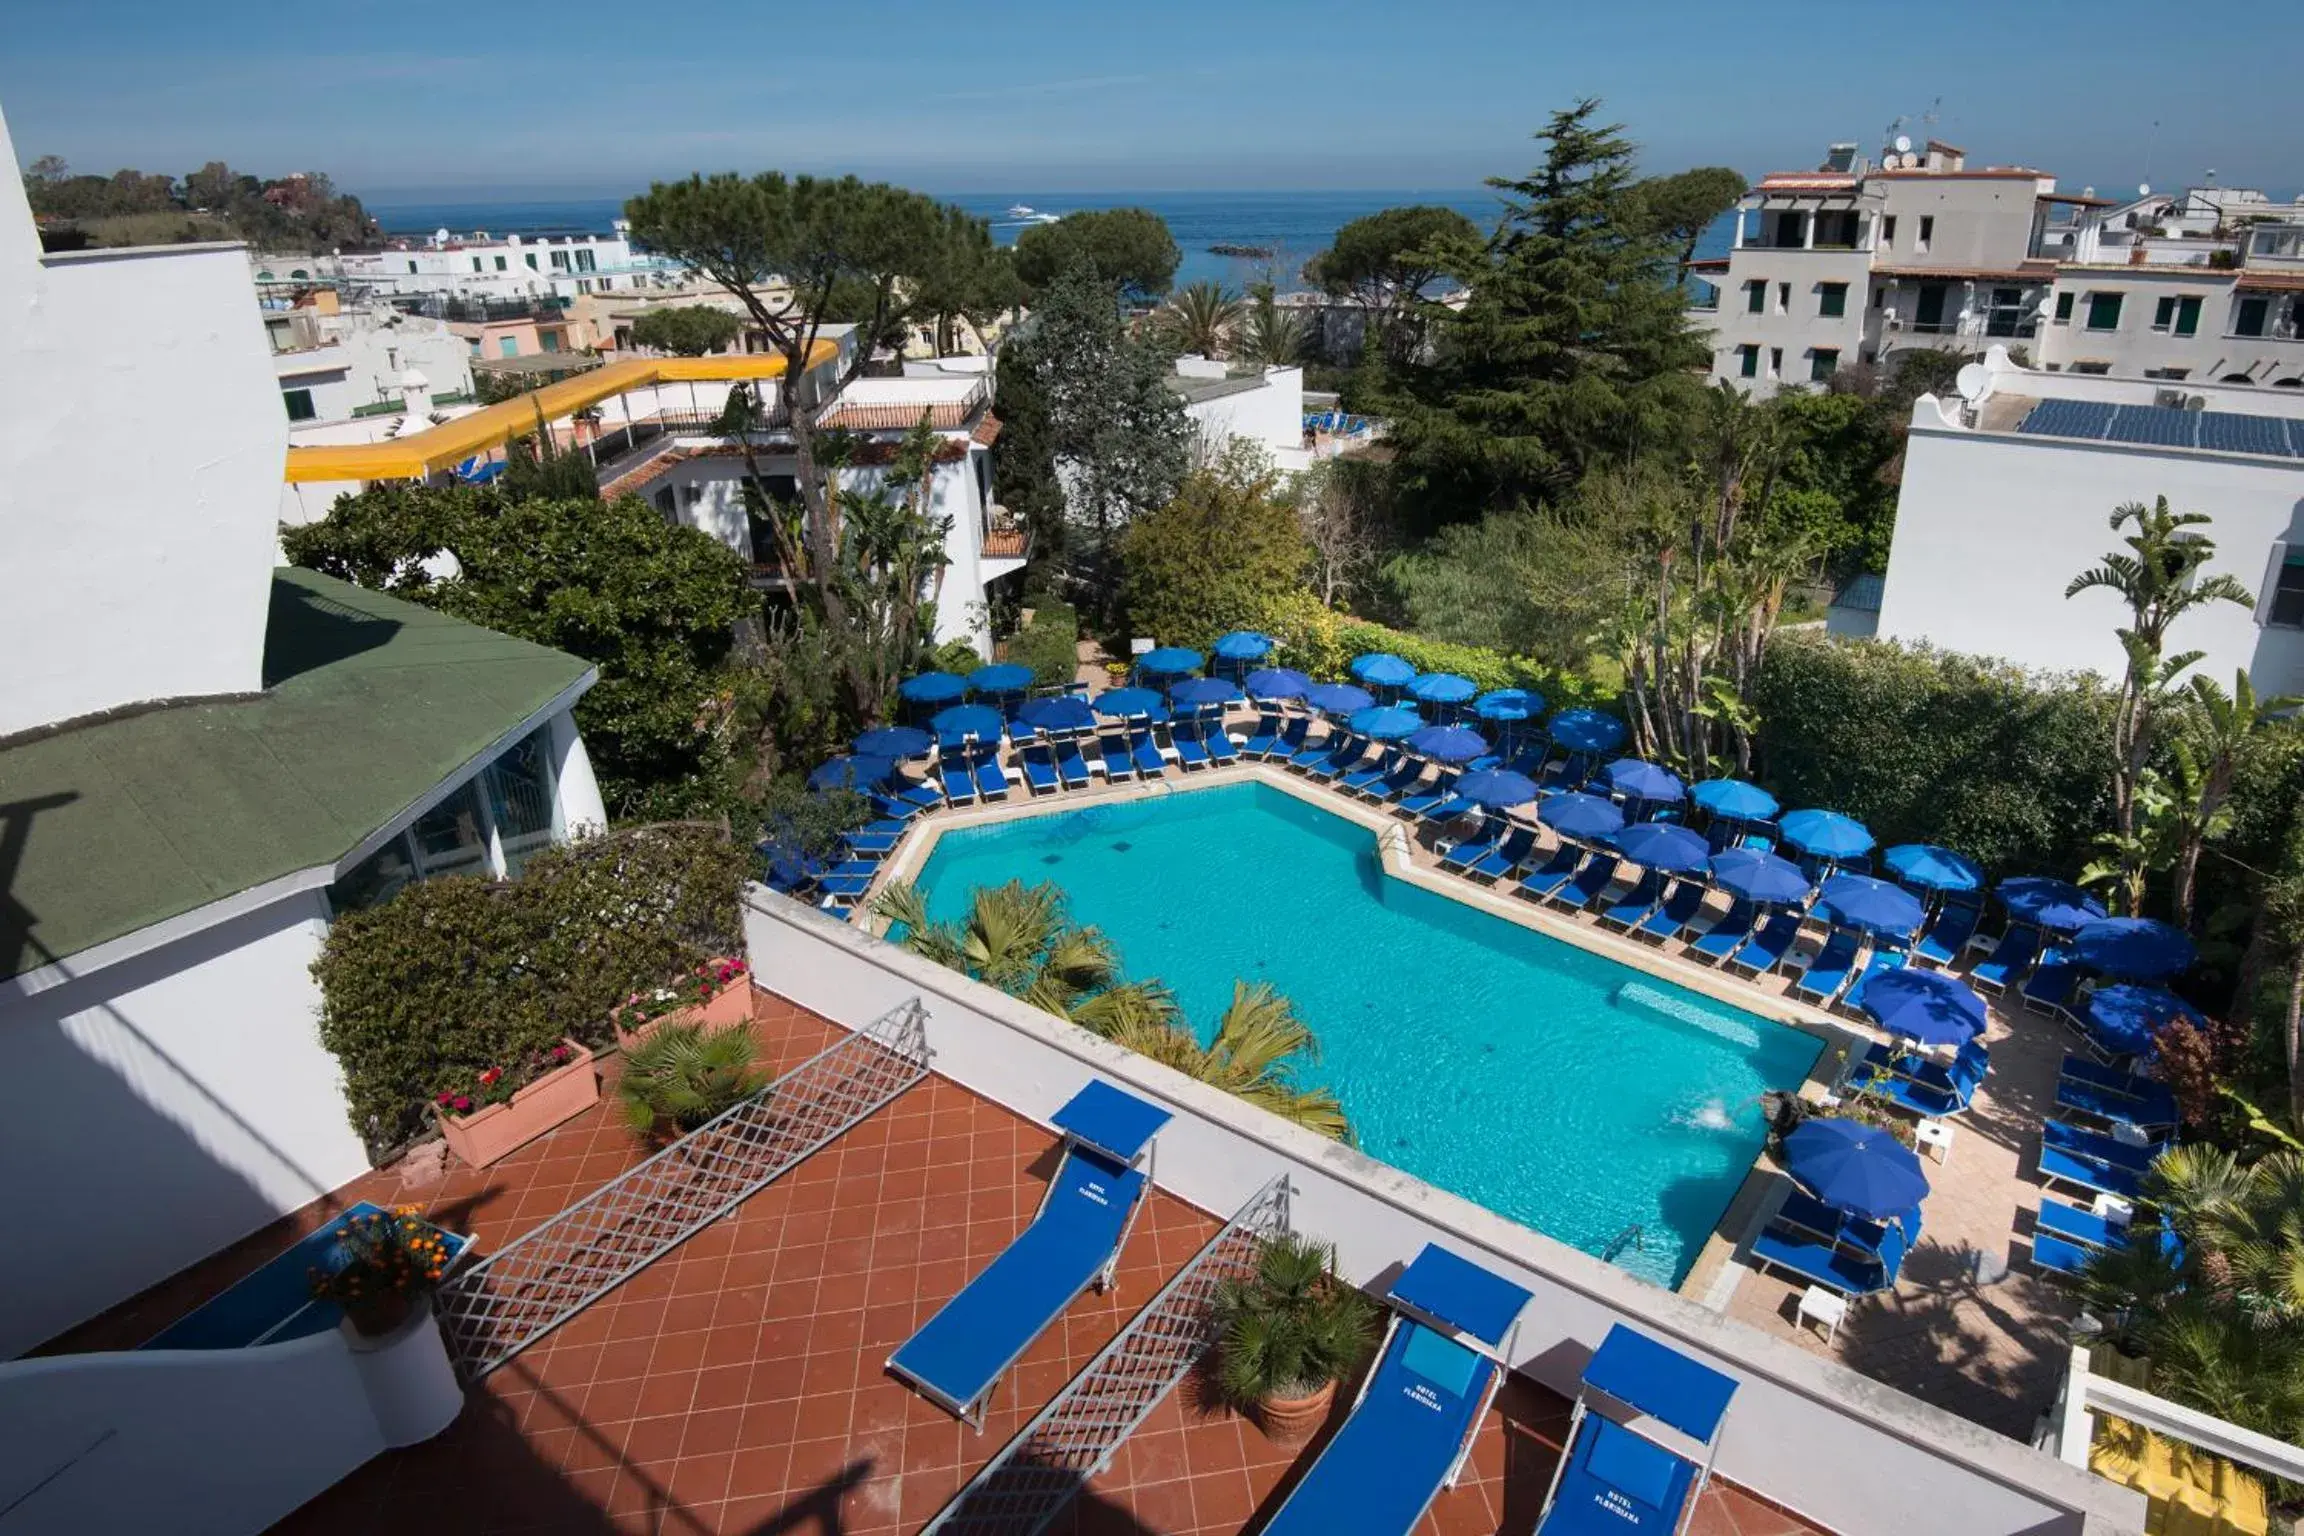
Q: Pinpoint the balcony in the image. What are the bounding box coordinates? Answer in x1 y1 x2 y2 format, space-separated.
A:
981 501 1028 563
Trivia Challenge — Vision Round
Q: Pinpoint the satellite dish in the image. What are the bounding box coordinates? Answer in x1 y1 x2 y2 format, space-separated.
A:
1894 134 1914 155
2138 183 2152 198
1956 363 1995 404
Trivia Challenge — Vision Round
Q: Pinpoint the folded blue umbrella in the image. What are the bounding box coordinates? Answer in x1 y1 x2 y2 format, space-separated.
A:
809 754 896 791
1708 848 1810 905
1475 688 1544 722
1456 768 1540 810
1690 778 1779 821
1093 687 1169 720
1860 968 1988 1047
1212 630 1275 661
1781 808 1876 860
1602 757 1686 805
1817 873 1924 938
2086 984 2206 1056
1548 708 1627 755
1996 876 2107 932
1349 652 1417 687
1136 647 1204 677
854 725 933 759
1304 682 1376 714
1610 821 1709 872
1781 1119 1929 1221
1883 843 1985 894
1406 724 1490 764
1538 791 1626 840
931 703 1006 740
1245 667 1313 701
1349 705 1422 740
2073 917 2197 981
1017 695 1097 733
967 662 1034 693
898 670 969 704
1407 672 1476 704
1169 677 1242 708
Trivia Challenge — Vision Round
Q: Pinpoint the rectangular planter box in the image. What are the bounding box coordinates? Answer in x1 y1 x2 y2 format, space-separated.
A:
435 1041 599 1169
612 977 753 1051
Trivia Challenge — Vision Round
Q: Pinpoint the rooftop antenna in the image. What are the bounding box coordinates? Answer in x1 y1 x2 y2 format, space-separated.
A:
2140 119 2161 197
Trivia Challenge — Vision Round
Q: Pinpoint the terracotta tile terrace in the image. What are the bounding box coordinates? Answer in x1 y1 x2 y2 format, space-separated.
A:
57 990 1823 1536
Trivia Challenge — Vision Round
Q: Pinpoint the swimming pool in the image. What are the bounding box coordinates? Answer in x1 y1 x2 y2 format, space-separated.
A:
907 781 1824 1288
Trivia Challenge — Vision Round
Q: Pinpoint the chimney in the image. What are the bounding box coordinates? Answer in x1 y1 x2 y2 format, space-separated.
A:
399 367 434 421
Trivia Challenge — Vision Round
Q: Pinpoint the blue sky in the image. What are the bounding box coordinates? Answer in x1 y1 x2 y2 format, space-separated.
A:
3 0 2297 199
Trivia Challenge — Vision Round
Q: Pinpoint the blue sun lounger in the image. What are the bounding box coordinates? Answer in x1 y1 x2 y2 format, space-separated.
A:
1127 725 1167 777
888 1081 1169 1428
1635 882 1709 944
878 775 944 817
1097 729 1136 782
1551 852 1623 912
1788 930 1864 1008
2043 1119 2167 1173
1307 732 1369 781
938 746 978 805
1750 1221 1905 1295
1340 747 1405 797
2021 946 2083 1017
1253 715 1308 762
1052 734 1095 789
840 819 909 855
1517 843 1585 903
2036 1145 2144 1203
2033 1201 2182 1280
1439 819 1509 874
1725 911 1802 975
971 745 1011 801
1915 899 1983 967
1598 870 1669 931
1171 718 1212 770
1688 900 1758 962
1353 755 1426 803
1261 1244 1531 1536
1970 924 2042 994
1018 740 1061 795
1840 945 1909 1013
1200 717 1241 765
1242 710 1287 757
2056 1057 2179 1131
1398 770 1461 820
1535 1324 1738 1536
1851 1041 1989 1118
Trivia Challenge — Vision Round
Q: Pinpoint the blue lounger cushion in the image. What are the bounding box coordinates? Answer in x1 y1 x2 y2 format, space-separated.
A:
1551 854 1622 911
1099 733 1135 780
2037 1143 2143 1201
1688 901 1758 961
2032 1230 2097 1279
1468 828 1538 881
1749 1226 1892 1295
1971 926 2042 992
1598 871 1668 929
1202 722 1241 764
2037 1198 2125 1252
1171 721 1211 769
1537 1413 1697 1535
1053 739 1095 788
1635 882 1709 943
1916 902 1983 967
1128 729 1165 776
1242 713 1283 756
1019 745 1059 794
2042 1119 2164 1173
972 754 1010 800
889 1147 1144 1418
1517 844 1584 901
1727 913 1801 973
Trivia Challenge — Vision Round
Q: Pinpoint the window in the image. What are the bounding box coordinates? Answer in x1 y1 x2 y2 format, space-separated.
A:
1768 346 1783 378
2055 292 2075 323
1810 348 1840 382
2153 296 2175 330
1737 344 1759 378
654 486 676 517
470 257 483 273
1872 287 1885 310
525 253 537 270
2072 360 2113 375
2086 292 2124 331
1818 282 1848 318
498 336 519 357
494 255 507 272
575 249 596 273
281 387 316 422
540 331 561 353
1917 215 1934 251
485 726 560 875
1881 215 1898 246
1744 280 1765 314
466 338 482 355
2143 367 2192 381
1775 281 1790 313
406 260 418 274
2235 296 2271 338
2263 546 2304 629
550 250 571 271
2152 295 2201 334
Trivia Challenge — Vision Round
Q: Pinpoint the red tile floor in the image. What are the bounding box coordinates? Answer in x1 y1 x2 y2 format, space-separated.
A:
56 989 1824 1536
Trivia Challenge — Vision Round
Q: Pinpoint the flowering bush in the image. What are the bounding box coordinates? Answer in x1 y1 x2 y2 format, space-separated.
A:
307 1206 456 1325
433 1042 578 1116
618 956 750 1028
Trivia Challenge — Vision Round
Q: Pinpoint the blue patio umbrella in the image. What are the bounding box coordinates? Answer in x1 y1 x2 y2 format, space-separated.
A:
809 754 895 791
1245 667 1313 701
1883 843 1985 894
1781 1119 1929 1221
1995 876 2107 933
930 703 1006 741
853 725 933 759
1169 677 1243 709
1093 687 1169 720
1602 758 1686 806
1407 672 1477 705
1817 873 1925 938
967 662 1034 693
1016 695 1097 733
1349 652 1417 688
1406 724 1491 765
1475 688 1545 723
1708 848 1811 905
2072 917 2198 981
1456 768 1541 811
1781 809 1877 861
898 670 969 704
1350 705 1423 740
1860 968 1988 1048
1137 647 1205 677
2085 984 2206 1057
1609 821 1710 873
1304 682 1376 715
1538 791 1627 841
1212 630 1275 661
1548 708 1628 755
1690 778 1780 822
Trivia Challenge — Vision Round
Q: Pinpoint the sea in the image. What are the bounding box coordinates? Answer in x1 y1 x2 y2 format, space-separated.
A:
366 190 1734 291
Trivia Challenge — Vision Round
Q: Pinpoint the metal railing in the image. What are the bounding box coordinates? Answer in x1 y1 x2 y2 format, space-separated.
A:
923 1174 1292 1536
434 999 931 1381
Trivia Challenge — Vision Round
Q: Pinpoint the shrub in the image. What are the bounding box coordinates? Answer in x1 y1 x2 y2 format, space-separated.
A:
1254 589 1608 710
1210 1233 1377 1408
1008 599 1080 689
618 1021 762 1136
313 824 749 1158
1120 455 1309 648
933 637 986 675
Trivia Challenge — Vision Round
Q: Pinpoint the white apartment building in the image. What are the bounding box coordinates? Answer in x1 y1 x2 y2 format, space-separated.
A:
260 298 475 426
1169 357 1312 471
337 219 682 303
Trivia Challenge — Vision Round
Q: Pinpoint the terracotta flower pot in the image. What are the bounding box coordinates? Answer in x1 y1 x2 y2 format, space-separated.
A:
611 976 753 1050
435 1040 598 1168
342 1290 415 1340
1256 1380 1336 1447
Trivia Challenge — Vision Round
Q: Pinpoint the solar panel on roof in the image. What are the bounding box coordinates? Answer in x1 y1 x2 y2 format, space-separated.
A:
2289 419 2304 460
2196 411 2293 459
2110 405 2200 449
2018 399 2117 440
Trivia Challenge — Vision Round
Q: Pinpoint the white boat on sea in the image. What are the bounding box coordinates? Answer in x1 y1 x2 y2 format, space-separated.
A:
1005 204 1061 224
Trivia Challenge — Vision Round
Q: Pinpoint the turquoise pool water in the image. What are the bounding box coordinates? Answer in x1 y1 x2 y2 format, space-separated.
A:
910 782 1823 1287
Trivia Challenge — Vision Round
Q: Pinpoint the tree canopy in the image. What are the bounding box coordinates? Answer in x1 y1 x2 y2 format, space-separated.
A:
1303 203 1482 366
628 305 743 357
23 157 380 250
1120 446 1310 648
1621 165 1749 276
1012 207 1181 303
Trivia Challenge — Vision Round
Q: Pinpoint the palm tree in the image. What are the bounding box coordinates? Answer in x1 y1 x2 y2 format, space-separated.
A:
1234 286 1305 368
1161 282 1245 359
2167 671 2302 925
873 879 1176 1030
1102 982 1351 1141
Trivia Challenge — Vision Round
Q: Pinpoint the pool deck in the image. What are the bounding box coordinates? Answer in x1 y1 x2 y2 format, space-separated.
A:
860 751 2080 1443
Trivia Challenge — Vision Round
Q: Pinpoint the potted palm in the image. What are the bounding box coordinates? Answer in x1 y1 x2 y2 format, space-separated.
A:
1210 1233 1377 1445
618 1020 763 1140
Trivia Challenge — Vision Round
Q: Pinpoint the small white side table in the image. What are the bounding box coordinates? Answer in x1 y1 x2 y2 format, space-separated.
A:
1914 1119 1956 1164
1797 1285 1849 1344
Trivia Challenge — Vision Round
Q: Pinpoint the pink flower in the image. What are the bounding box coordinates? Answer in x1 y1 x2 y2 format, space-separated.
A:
435 1092 453 1106
451 1095 473 1113
551 1045 572 1062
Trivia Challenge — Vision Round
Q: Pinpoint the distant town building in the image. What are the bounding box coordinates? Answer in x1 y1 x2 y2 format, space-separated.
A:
336 219 682 303
1169 357 1312 471
257 288 475 425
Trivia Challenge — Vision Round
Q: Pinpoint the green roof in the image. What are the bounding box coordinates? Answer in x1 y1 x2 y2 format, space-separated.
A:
0 569 593 979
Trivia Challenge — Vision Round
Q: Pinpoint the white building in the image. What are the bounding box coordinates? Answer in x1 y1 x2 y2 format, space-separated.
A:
260 298 475 426
1169 357 1311 472
337 220 681 303
1873 346 2304 694
0 101 608 1360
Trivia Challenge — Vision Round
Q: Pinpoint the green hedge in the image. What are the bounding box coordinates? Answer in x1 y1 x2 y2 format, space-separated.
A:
1255 589 1610 710
1749 634 2117 878
313 823 749 1158
1008 599 1080 689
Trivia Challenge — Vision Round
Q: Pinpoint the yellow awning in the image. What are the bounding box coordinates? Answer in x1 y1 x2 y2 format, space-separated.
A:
282 344 837 484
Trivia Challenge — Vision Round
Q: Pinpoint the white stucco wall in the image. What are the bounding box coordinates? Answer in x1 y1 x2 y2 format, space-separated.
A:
1186 366 1309 472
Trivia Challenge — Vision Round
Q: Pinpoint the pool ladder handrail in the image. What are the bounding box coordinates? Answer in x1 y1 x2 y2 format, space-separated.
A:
1602 1222 1646 1263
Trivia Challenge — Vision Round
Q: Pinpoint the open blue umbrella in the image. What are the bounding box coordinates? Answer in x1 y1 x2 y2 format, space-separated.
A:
1781 809 1876 861
1016 695 1096 733
1708 848 1811 905
1602 758 1686 806
898 670 968 704
1883 844 1985 894
930 703 1005 741
1860 969 1988 1048
1690 778 1780 822
1136 647 1204 677
1406 724 1490 764
1304 682 1376 714
1169 677 1242 709
1817 873 1925 938
967 662 1034 693
854 725 933 759
1349 652 1418 688
1350 705 1423 740
1407 672 1477 705
1457 768 1541 811
1244 667 1313 701
1781 1119 1928 1221
1996 876 2107 933
1548 708 1627 755
1539 791 1627 841
1610 821 1709 873
1212 630 1275 661
2073 918 2197 981
809 754 895 791
1476 688 1545 722
1093 687 1168 720
2086 984 2206 1057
